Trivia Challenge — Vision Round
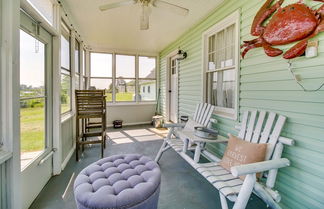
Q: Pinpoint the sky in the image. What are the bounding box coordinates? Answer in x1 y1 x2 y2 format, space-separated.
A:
20 30 45 88
90 53 156 78
19 30 156 90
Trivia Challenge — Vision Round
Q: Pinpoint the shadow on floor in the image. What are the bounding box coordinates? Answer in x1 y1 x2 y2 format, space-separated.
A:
29 125 267 209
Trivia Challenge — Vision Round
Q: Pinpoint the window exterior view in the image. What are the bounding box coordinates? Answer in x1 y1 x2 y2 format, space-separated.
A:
90 53 157 102
19 29 46 169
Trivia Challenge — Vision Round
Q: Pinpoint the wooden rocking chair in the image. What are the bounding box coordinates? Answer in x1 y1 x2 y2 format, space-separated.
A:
193 110 294 209
155 103 218 163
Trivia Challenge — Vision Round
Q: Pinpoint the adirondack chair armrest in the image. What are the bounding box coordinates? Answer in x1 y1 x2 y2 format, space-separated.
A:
163 123 185 128
231 158 290 177
191 135 228 143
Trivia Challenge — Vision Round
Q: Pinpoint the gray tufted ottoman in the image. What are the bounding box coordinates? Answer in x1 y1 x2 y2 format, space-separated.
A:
74 154 161 209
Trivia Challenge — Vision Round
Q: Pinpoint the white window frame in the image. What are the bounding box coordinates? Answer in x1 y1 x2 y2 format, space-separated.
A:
89 52 157 104
138 55 157 103
74 38 81 90
60 20 72 115
202 10 240 120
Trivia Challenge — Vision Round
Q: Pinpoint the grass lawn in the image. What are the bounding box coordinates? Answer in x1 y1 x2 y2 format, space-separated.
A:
20 106 45 152
20 92 134 152
116 92 134 101
105 92 134 102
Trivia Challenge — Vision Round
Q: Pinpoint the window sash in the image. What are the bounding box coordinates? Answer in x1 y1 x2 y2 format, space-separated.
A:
139 56 156 79
204 10 239 120
75 39 80 74
60 73 72 114
116 54 135 78
60 34 70 71
61 21 70 39
90 53 157 103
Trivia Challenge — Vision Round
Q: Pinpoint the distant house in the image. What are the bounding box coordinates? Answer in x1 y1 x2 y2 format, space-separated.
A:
139 68 156 101
116 78 135 93
140 81 156 101
116 78 127 92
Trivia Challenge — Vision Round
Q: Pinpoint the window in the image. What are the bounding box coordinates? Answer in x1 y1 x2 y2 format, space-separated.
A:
138 56 156 101
82 49 87 89
90 53 157 103
204 11 239 120
20 30 46 167
75 39 80 89
27 0 54 25
116 55 135 102
83 49 86 76
90 53 113 101
60 22 71 114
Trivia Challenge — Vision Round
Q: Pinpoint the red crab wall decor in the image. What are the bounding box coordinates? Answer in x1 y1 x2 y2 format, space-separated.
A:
241 0 324 59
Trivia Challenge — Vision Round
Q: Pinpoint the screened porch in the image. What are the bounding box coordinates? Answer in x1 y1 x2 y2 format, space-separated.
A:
1 0 324 209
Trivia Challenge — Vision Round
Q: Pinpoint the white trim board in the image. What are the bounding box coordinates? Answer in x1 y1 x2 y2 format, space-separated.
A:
201 9 240 121
107 121 152 128
61 145 75 171
164 49 179 122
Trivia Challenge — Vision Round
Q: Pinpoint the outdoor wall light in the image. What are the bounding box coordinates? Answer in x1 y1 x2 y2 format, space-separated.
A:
175 49 187 61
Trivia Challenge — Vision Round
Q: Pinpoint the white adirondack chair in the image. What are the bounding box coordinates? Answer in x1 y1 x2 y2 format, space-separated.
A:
155 103 217 163
193 110 294 209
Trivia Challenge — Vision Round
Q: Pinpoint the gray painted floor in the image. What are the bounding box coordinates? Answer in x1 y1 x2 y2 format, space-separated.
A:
29 125 267 209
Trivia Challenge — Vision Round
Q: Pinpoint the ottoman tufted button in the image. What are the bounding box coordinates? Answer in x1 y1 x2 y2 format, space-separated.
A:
74 154 161 209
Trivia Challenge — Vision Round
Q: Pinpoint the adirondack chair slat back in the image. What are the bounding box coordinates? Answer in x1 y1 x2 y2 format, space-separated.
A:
239 110 286 161
197 103 208 124
201 105 214 127
192 103 214 127
251 111 266 143
193 103 202 122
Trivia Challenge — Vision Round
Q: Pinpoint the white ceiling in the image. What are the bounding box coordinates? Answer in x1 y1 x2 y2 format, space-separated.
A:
63 0 223 53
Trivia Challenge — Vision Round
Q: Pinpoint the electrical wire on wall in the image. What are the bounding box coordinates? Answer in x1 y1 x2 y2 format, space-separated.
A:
287 60 324 92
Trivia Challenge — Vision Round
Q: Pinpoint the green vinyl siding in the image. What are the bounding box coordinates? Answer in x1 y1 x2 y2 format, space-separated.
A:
158 0 324 209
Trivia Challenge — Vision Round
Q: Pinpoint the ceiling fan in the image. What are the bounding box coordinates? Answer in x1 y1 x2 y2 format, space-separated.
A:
99 0 189 30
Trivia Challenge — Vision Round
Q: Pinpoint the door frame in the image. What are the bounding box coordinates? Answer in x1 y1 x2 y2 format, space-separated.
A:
1 0 21 208
20 10 54 209
165 50 179 122
20 10 54 169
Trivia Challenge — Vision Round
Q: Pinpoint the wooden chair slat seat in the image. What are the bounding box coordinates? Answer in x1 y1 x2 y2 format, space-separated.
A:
166 138 185 152
194 162 243 198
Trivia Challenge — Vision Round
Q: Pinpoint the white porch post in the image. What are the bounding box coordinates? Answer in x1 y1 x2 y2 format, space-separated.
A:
52 1 62 176
1 0 21 208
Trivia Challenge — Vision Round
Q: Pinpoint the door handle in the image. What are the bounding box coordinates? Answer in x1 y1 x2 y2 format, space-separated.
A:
38 148 57 166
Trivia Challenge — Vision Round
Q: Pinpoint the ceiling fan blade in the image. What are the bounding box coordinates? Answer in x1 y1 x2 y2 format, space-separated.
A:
153 0 189 16
99 0 137 11
140 5 150 30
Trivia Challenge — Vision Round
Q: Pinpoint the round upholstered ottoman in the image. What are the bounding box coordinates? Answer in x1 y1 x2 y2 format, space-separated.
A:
74 154 161 209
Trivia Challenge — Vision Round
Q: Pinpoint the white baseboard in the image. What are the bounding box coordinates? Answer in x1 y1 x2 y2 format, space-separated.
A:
60 121 152 170
61 144 75 170
107 121 152 128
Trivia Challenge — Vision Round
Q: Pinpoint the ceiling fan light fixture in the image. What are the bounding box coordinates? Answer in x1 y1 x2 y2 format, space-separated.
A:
99 0 189 30
140 5 149 30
